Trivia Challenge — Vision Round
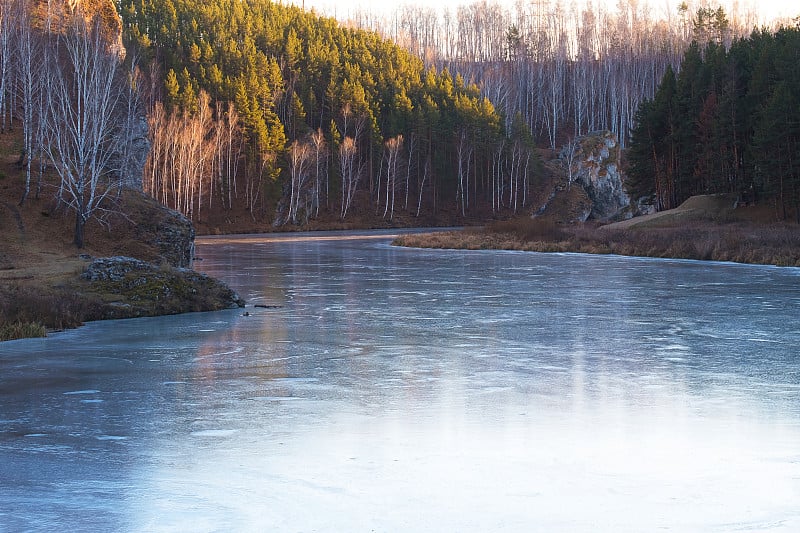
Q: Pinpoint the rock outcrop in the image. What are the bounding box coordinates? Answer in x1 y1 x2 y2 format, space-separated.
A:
533 131 633 223
34 0 125 56
145 204 195 269
562 131 631 221
121 190 196 268
120 115 149 190
74 190 241 322
81 256 244 319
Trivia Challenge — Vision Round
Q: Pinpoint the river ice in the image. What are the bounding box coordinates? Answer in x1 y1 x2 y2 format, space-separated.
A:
1 230 800 531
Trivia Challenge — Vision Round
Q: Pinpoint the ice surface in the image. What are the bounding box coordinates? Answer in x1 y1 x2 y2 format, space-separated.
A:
1 230 800 532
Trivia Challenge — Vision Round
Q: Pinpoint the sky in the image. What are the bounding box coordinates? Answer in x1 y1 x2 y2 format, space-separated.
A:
290 0 799 24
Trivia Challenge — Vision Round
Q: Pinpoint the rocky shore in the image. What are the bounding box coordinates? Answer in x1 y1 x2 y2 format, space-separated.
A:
0 189 244 341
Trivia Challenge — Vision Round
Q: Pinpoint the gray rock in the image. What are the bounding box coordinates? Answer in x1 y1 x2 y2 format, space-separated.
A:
560 131 632 221
81 255 245 312
151 208 195 269
81 256 153 282
129 192 196 269
118 114 150 190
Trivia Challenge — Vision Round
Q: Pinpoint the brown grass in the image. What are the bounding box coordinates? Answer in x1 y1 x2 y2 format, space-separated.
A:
394 216 800 267
0 321 47 341
0 282 102 340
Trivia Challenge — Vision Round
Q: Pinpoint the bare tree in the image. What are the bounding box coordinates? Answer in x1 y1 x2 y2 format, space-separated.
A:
221 102 242 209
0 0 13 133
336 103 366 220
383 134 403 220
455 128 473 216
404 132 416 210
287 139 312 224
310 128 327 216
42 15 124 248
561 136 580 191
15 0 40 205
339 136 361 219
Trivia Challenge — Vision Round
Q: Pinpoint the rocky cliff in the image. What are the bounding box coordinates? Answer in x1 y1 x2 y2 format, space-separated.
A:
33 0 125 55
536 131 633 223
567 131 631 221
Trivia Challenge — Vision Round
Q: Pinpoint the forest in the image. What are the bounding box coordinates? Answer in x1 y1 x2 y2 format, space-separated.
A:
626 27 800 220
119 0 799 225
119 0 539 225
1 0 799 235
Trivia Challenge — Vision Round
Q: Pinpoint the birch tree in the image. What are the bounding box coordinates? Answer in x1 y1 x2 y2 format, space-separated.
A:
339 136 360 220
287 139 312 224
0 0 12 133
15 0 40 205
561 136 580 191
383 134 403 220
43 15 125 248
310 128 327 216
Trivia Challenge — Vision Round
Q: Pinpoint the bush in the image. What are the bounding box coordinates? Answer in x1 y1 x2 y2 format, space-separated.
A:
0 321 47 341
0 284 92 332
486 216 568 242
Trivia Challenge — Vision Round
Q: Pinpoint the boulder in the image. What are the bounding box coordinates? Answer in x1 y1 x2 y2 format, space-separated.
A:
81 256 152 282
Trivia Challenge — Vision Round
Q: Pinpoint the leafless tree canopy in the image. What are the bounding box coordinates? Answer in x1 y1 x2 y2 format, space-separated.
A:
356 0 763 148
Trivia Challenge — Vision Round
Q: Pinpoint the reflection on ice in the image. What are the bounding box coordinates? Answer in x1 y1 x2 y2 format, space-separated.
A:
1 230 800 531
190 430 238 438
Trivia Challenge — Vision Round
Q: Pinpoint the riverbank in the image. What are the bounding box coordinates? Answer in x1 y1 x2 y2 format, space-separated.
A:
393 198 800 268
0 185 243 342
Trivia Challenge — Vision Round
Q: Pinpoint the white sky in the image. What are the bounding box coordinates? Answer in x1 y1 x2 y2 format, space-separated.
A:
291 0 798 24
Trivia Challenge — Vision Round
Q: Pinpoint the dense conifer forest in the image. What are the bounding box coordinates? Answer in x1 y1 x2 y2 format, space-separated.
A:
626 27 800 220
119 0 540 225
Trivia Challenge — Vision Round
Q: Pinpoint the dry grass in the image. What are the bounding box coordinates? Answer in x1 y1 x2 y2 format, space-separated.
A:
394 216 800 267
0 282 103 340
0 321 47 341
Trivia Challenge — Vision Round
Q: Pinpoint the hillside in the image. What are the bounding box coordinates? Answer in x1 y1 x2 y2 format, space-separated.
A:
0 134 242 341
119 0 544 230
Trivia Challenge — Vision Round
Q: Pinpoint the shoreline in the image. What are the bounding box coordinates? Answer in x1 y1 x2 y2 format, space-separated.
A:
391 219 800 269
5 214 798 342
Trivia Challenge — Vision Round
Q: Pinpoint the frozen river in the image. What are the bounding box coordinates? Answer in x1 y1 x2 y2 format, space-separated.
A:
2 230 800 532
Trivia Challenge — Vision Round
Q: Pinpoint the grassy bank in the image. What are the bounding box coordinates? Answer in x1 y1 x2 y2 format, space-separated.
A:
0 174 242 341
393 216 800 267
0 264 243 342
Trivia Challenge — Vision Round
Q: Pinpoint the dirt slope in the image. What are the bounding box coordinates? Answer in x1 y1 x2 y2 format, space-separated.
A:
602 194 741 230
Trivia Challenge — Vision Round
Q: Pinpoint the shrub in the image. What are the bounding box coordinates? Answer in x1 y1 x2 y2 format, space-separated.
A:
0 321 47 341
486 216 568 242
0 284 91 331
